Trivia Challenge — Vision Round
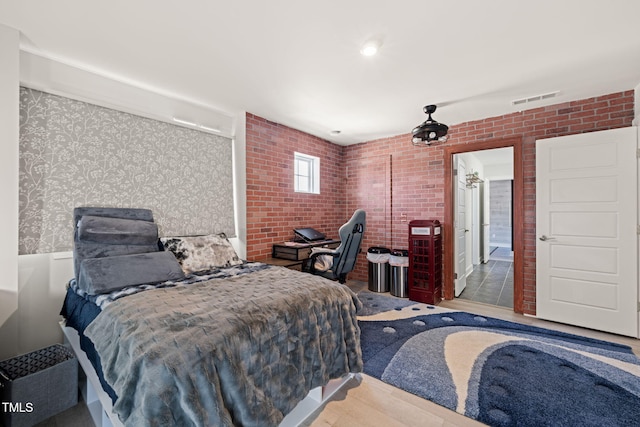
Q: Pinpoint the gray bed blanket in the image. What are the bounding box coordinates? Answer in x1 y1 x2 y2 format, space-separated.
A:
85 264 363 427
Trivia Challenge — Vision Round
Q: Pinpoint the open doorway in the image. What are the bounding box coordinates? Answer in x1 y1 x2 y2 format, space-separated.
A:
443 137 524 314
453 148 514 308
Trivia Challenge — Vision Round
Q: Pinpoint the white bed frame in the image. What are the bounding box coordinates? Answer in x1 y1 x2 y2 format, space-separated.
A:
61 321 356 427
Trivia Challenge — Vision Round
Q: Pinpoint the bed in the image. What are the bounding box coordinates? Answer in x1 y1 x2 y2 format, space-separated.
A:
60 208 363 427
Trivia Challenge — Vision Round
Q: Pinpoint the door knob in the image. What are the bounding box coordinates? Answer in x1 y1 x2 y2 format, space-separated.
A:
539 235 556 241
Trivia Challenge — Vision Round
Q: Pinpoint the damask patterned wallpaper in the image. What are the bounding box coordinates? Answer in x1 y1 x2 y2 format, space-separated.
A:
19 87 235 255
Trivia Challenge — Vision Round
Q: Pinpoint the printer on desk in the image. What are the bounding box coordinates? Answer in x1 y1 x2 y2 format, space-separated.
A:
273 228 339 260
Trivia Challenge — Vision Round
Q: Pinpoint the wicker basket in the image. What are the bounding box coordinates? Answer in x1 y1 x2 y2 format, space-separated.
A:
0 344 78 427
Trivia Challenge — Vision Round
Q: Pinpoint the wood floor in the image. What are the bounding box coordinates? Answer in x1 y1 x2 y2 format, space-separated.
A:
303 374 484 427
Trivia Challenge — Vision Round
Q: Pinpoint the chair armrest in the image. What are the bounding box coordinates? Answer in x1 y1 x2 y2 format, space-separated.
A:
306 249 340 273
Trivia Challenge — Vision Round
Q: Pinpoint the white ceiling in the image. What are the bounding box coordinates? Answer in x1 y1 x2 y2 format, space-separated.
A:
2 0 640 145
467 147 513 167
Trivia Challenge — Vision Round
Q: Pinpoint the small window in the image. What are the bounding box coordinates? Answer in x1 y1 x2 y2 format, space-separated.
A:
294 152 320 194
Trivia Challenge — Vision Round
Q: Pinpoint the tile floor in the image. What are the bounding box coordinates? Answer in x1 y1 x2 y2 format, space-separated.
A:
457 247 514 309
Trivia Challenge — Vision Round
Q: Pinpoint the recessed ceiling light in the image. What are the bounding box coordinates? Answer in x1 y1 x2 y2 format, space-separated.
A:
360 39 381 56
329 130 341 136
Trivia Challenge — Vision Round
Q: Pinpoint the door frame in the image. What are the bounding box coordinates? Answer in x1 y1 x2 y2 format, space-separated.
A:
443 136 524 313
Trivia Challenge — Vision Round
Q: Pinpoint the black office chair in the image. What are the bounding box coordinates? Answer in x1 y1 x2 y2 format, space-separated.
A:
304 209 366 283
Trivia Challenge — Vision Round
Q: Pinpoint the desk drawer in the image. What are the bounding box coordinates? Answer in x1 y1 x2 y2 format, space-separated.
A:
272 246 308 260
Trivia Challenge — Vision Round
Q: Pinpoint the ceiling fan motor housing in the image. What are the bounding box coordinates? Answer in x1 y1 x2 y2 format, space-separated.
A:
412 104 449 144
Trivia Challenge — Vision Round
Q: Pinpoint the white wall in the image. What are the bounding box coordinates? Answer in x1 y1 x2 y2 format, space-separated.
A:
0 24 20 360
0 49 245 359
484 162 513 180
17 253 74 354
233 112 247 259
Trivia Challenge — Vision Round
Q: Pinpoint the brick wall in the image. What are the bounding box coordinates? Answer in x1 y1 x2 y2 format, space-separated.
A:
344 136 447 281
245 113 347 260
343 90 635 313
245 91 634 314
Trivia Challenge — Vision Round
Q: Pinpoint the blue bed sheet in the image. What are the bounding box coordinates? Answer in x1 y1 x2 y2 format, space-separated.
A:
60 287 118 403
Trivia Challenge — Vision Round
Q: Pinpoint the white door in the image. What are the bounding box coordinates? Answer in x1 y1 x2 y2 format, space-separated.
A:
536 127 638 337
455 157 467 297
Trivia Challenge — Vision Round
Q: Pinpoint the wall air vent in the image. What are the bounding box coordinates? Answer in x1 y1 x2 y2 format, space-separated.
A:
511 91 559 106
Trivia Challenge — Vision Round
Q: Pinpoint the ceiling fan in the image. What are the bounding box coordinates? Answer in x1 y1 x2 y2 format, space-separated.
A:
412 104 449 146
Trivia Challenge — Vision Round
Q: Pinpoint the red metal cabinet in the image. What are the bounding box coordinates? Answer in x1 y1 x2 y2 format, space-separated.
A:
408 220 442 304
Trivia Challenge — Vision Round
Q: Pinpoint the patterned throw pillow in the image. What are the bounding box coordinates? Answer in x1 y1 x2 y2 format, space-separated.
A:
160 233 242 273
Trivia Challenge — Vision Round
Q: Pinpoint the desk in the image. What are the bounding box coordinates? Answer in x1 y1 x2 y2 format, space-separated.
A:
272 239 340 261
258 239 340 270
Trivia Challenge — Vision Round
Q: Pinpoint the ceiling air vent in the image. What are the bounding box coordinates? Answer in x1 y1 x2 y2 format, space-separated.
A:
511 91 559 106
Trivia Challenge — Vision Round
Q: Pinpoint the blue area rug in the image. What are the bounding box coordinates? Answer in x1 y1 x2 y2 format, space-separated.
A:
356 290 416 316
358 300 640 426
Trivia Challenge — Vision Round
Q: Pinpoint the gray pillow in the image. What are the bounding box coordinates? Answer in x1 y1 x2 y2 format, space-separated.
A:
77 251 185 295
77 215 158 245
73 241 160 284
73 207 154 227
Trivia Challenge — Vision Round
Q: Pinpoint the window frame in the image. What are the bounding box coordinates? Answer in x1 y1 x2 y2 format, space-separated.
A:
294 152 320 194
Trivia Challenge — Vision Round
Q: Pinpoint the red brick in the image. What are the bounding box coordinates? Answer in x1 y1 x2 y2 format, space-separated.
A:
245 91 634 312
